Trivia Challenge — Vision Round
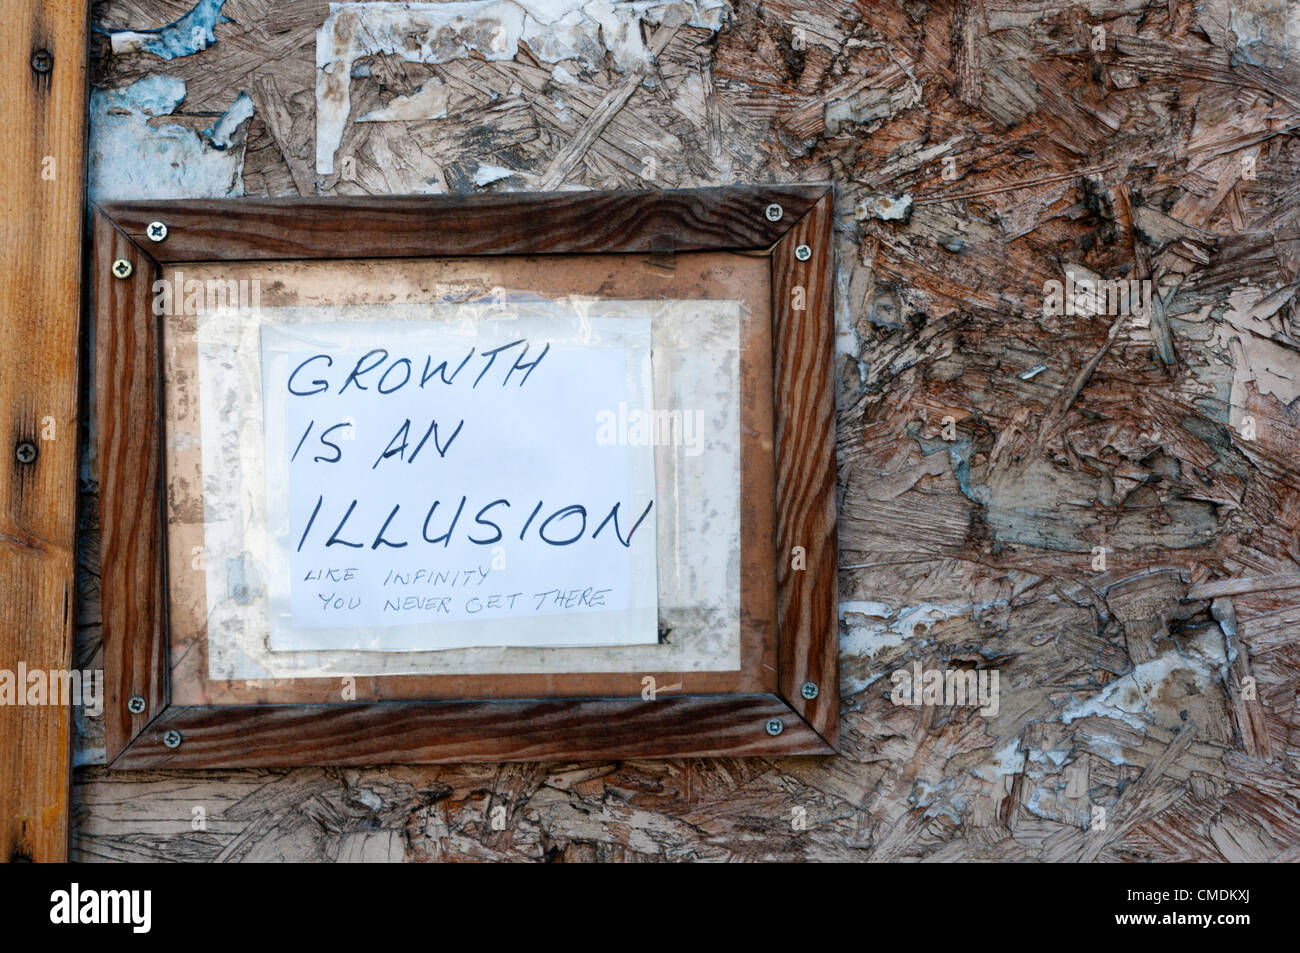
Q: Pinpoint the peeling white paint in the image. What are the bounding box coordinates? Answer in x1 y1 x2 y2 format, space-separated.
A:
912 777 967 822
1080 733 1128 766
472 163 519 185
1060 629 1230 731
550 63 579 84
973 737 1027 783
839 599 893 618
358 78 450 121
854 192 914 222
1211 283 1300 430
840 601 1004 658
315 0 727 174
204 91 254 149
89 75 253 200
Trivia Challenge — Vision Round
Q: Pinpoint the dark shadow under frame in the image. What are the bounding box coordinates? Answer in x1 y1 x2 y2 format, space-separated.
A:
93 185 839 768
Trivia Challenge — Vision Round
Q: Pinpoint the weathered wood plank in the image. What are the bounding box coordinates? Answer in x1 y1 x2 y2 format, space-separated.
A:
96 186 825 261
772 193 839 746
111 695 833 769
93 212 167 762
0 0 88 863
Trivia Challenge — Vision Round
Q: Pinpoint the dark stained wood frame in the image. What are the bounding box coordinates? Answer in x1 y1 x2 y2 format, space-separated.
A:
93 185 839 768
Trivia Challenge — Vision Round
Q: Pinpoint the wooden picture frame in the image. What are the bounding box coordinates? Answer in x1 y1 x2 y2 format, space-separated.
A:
93 185 838 768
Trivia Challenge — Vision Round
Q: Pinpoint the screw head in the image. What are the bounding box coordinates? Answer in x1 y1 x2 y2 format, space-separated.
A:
127 695 146 714
30 50 53 74
795 244 812 261
800 681 819 700
764 203 784 222
14 441 37 465
765 718 784 736
162 729 183 749
146 221 168 242
111 259 133 279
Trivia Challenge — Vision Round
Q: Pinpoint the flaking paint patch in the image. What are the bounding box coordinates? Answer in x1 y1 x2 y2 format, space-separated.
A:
1060 626 1230 731
472 163 519 185
315 0 727 173
854 193 913 223
358 78 451 121
89 75 253 200
1220 0 1298 68
204 92 254 148
1211 283 1300 431
840 600 1004 658
103 0 232 60
973 737 1027 783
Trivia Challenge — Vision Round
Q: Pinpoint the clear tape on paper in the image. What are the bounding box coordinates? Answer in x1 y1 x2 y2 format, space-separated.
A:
181 290 743 678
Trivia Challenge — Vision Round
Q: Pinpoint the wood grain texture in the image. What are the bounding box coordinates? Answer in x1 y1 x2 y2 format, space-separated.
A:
94 190 832 766
0 0 87 863
111 695 832 769
771 194 839 746
94 212 167 762
96 186 825 262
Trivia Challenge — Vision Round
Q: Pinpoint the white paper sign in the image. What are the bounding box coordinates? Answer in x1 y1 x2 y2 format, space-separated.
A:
260 315 658 651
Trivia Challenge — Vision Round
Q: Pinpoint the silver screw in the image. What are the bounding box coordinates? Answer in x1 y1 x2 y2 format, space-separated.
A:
14 441 37 465
765 718 784 736
127 695 146 714
111 259 133 279
147 221 168 242
795 244 812 261
162 729 183 749
800 681 819 700
764 203 784 222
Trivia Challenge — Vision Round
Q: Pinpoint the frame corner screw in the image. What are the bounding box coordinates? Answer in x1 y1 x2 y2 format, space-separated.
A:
127 695 146 714
146 221 168 242
765 718 785 736
111 259 133 279
764 203 784 222
30 50 53 74
162 729 183 749
14 441 37 465
800 681 819 700
794 244 812 261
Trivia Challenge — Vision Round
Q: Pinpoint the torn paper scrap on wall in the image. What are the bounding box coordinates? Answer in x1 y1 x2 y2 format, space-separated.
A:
204 91 255 148
101 0 232 60
89 76 254 200
315 0 728 174
357 78 450 121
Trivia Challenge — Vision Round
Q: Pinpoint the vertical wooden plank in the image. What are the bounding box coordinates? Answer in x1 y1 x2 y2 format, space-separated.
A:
0 0 88 861
771 192 839 746
94 214 166 763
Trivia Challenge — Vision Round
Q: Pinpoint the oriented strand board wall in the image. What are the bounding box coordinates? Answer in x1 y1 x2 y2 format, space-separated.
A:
75 0 1300 862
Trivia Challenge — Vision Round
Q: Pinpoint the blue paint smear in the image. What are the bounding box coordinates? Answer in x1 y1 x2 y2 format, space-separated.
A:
98 0 232 61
